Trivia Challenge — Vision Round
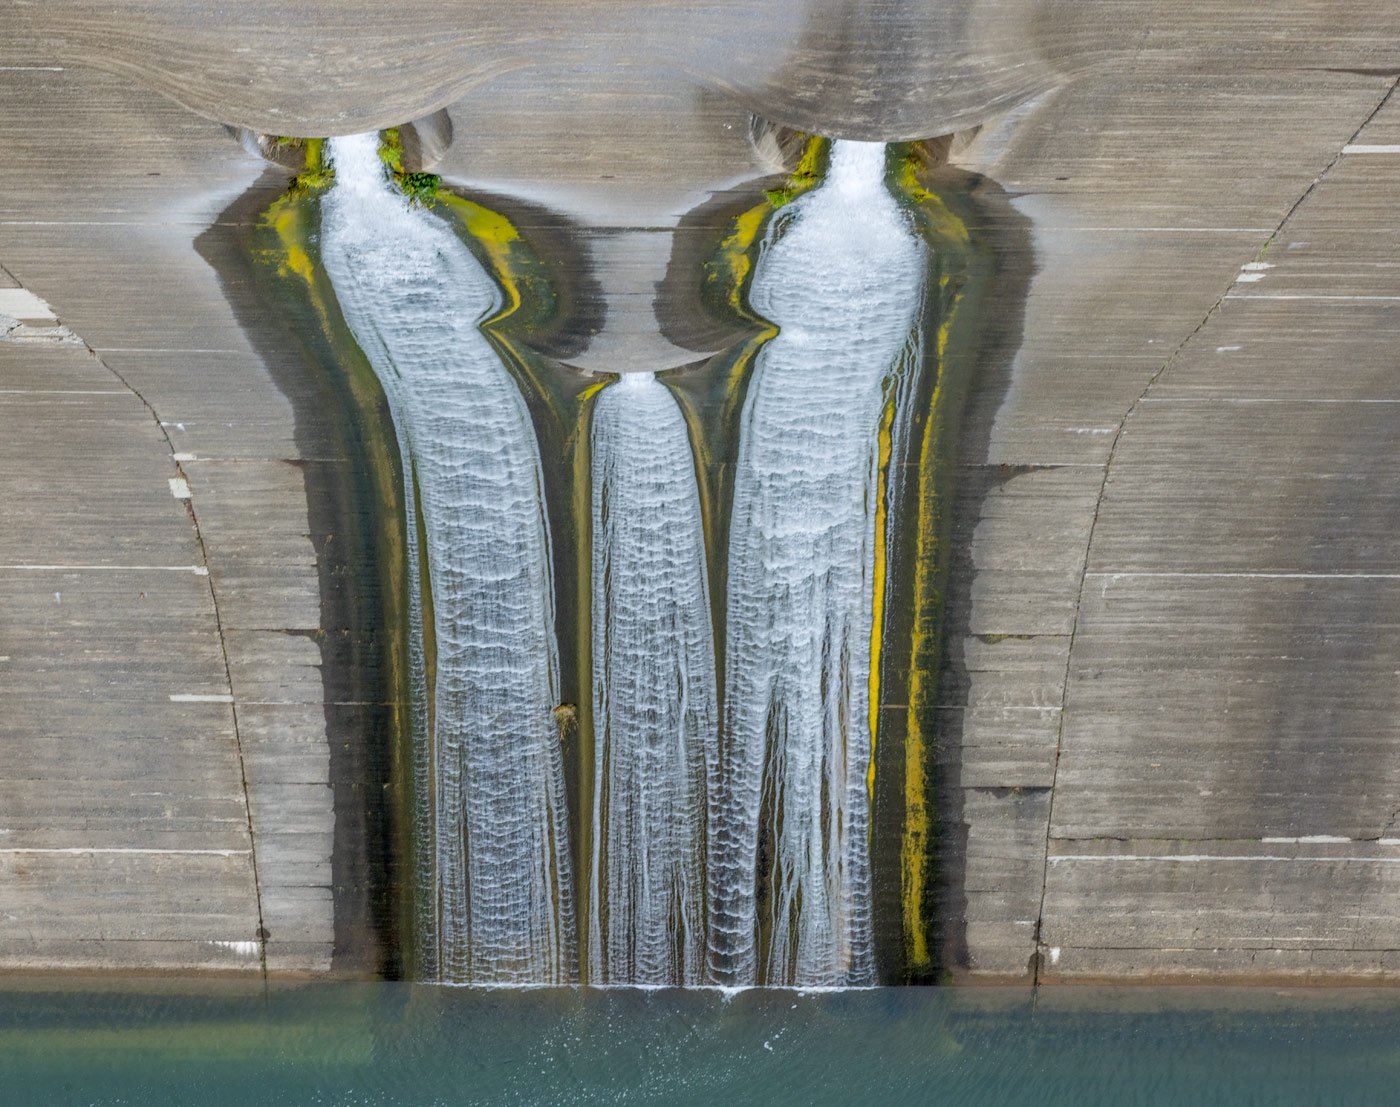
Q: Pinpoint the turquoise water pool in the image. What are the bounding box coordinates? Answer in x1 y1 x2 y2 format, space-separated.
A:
4 982 1399 1105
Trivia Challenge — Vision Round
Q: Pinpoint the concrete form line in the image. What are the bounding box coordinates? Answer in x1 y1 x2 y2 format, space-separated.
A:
934 705 1063 712
1343 144 1400 154
1027 75 1400 988
1049 854 1400 864
1262 836 1400 844
1142 398 1400 404
0 847 251 857
0 563 208 573
1225 293 1400 301
0 221 215 227
1087 571 1400 580
0 389 128 395
1057 227 1275 234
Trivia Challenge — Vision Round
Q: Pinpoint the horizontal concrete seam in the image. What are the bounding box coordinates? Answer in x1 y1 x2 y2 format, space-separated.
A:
1087 571 1400 579
0 847 251 856
934 705 1063 712
1050 836 1400 844
1053 227 1276 233
1049 855 1400 863
0 564 208 573
0 221 303 229
1225 293 1400 301
1042 945 1400 952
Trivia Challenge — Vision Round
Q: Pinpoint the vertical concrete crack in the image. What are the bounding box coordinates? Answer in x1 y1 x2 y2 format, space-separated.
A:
83 343 271 981
1028 76 1400 986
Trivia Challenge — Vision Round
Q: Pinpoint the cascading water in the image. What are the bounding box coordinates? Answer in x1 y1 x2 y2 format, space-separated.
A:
587 372 717 985
320 133 576 984
708 141 926 987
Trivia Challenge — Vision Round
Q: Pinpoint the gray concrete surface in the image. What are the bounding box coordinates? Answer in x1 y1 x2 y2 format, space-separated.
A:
942 71 1400 982
0 68 334 975
8 2 1400 139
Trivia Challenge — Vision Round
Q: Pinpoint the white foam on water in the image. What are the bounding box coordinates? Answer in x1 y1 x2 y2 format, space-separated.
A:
322 133 575 985
707 140 925 987
587 372 717 985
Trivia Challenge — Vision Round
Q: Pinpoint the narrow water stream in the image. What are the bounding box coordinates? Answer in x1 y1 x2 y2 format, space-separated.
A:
588 372 717 985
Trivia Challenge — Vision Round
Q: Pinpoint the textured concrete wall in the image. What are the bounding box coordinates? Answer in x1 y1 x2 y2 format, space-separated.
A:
7 2 1400 138
2 3 1400 981
941 70 1400 982
0 69 336 975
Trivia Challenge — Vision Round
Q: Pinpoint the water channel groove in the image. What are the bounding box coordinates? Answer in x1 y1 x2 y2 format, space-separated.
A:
709 140 926 987
322 133 576 984
313 134 926 987
588 372 717 985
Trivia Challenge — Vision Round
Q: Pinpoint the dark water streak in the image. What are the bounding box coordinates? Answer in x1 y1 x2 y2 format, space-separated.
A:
197 171 413 978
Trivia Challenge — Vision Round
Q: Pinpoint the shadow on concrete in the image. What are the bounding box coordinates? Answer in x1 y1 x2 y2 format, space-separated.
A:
196 170 408 977
919 165 1036 980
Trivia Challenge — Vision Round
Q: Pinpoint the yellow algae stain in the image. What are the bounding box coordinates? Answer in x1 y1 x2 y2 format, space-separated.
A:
901 455 936 969
707 136 827 319
867 391 896 804
437 194 524 319
888 145 979 976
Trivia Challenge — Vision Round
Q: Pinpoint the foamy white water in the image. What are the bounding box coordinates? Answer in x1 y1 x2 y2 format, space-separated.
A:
708 141 925 987
321 133 576 984
587 373 717 985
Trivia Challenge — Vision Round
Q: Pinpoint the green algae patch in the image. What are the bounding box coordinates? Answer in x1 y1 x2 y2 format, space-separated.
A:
762 139 824 208
703 135 827 322
378 128 443 207
285 137 335 197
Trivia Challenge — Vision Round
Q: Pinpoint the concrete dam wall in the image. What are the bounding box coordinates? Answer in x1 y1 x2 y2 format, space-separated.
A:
1 1 1400 985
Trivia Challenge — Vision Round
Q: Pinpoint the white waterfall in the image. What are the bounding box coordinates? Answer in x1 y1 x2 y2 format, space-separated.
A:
320 133 576 984
587 373 717 985
708 141 926 987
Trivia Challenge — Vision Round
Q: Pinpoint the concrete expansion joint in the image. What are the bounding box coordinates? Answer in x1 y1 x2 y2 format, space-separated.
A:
79 342 271 981
1028 76 1400 986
